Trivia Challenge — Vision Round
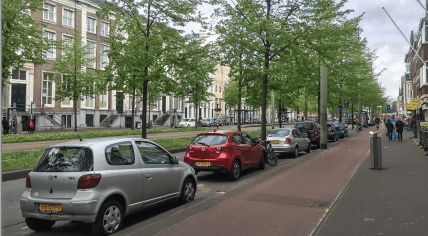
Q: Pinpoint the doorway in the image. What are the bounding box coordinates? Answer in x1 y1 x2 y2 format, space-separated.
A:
116 92 123 114
62 115 72 128
86 114 94 127
11 84 26 112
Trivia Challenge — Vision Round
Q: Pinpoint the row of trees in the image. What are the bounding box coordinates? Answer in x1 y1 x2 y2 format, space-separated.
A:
4 0 386 140
218 0 386 141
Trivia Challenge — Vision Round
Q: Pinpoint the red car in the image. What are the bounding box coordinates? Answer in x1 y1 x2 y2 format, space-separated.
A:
184 130 266 181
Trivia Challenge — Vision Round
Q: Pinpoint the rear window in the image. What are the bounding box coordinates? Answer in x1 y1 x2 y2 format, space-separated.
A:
192 135 228 146
267 129 290 137
295 123 313 129
34 147 94 172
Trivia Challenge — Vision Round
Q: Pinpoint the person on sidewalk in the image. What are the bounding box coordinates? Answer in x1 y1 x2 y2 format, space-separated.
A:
395 118 404 141
386 119 395 141
2 117 9 135
411 116 417 138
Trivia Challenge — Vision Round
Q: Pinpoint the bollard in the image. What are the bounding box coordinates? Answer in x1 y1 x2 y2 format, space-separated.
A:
370 132 382 170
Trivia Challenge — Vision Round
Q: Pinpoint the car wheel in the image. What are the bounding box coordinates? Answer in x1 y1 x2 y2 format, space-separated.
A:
258 152 265 170
178 178 196 204
91 200 124 236
305 143 311 153
187 124 190 128
228 160 241 181
294 147 299 158
25 218 55 232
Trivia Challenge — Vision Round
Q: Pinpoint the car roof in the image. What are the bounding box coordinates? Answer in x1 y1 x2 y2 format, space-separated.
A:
50 137 152 148
199 130 239 135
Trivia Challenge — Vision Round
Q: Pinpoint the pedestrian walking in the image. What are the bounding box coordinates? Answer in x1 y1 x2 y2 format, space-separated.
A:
395 118 404 141
386 119 395 141
2 117 9 135
411 116 417 138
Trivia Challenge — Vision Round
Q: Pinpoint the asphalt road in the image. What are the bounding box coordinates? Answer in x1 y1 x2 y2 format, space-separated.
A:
2 125 362 236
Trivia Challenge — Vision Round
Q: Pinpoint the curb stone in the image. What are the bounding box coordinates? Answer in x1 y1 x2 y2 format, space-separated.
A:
2 147 188 182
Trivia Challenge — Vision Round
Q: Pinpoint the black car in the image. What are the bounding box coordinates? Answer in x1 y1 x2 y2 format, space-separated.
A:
294 121 320 148
327 124 339 142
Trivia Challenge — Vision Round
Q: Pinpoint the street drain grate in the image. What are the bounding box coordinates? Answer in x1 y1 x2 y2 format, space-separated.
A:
312 201 330 209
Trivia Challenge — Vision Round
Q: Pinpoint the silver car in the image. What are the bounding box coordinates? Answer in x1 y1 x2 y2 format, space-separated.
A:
20 137 197 235
267 128 311 158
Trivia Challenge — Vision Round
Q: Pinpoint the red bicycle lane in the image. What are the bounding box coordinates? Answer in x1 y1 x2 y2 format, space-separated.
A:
155 127 381 236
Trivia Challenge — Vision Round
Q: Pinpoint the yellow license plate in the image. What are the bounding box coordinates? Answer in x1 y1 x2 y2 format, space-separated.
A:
39 203 62 212
270 141 279 144
196 162 211 167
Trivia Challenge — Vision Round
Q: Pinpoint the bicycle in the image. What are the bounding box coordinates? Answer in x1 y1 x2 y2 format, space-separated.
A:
257 135 278 166
355 122 364 132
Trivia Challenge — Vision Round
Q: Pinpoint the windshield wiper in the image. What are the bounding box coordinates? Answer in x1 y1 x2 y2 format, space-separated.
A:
196 141 210 147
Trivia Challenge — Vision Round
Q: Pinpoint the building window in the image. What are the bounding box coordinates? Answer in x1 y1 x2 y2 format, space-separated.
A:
220 69 223 77
12 70 26 80
43 31 55 59
215 81 218 93
43 4 55 22
86 95 94 107
86 41 96 68
219 81 222 94
42 73 54 105
101 22 109 37
87 17 96 34
63 9 73 28
61 75 71 106
62 35 73 55
100 90 108 108
100 45 109 69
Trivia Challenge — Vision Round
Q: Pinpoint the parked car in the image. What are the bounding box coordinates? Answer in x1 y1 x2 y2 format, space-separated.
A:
267 128 311 158
184 130 265 181
179 118 196 128
347 117 356 124
334 122 348 138
294 121 320 148
327 124 340 141
201 118 214 127
20 138 197 235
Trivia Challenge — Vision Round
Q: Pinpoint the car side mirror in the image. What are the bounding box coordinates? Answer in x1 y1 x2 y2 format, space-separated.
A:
171 156 179 164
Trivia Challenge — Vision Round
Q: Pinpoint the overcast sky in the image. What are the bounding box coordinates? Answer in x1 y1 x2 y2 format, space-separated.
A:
180 0 425 101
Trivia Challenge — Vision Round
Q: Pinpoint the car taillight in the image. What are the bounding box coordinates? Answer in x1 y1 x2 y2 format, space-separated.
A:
285 138 291 144
314 130 318 136
26 174 31 188
216 146 229 152
78 174 101 189
331 127 334 131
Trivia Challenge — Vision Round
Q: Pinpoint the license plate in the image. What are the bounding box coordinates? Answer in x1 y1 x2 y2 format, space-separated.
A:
270 140 279 144
195 162 211 167
38 203 62 212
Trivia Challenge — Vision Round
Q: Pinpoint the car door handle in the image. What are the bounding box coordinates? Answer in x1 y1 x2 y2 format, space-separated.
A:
145 174 152 179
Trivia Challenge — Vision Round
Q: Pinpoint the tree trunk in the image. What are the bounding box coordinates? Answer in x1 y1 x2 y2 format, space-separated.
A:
142 79 148 138
74 75 77 132
238 77 242 131
148 92 151 127
351 103 354 130
278 99 282 128
131 86 136 130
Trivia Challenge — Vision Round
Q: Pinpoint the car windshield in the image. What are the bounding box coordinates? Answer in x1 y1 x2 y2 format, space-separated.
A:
33 147 94 172
267 129 290 137
192 135 228 146
182 119 189 122
334 123 342 127
295 123 313 129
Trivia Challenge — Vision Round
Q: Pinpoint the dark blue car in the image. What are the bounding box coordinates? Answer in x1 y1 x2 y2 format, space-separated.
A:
334 122 348 138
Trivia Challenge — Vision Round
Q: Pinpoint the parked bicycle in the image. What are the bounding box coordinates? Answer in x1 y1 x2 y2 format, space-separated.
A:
257 135 278 166
355 122 364 132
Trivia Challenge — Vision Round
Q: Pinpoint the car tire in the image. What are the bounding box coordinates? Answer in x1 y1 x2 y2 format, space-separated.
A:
228 160 241 181
258 153 265 170
178 178 196 204
25 218 55 232
305 143 311 153
294 147 299 158
91 200 124 236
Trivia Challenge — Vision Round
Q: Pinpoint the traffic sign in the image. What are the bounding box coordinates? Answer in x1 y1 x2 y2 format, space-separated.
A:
386 105 391 111
344 100 349 108
173 109 177 113
337 106 343 112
